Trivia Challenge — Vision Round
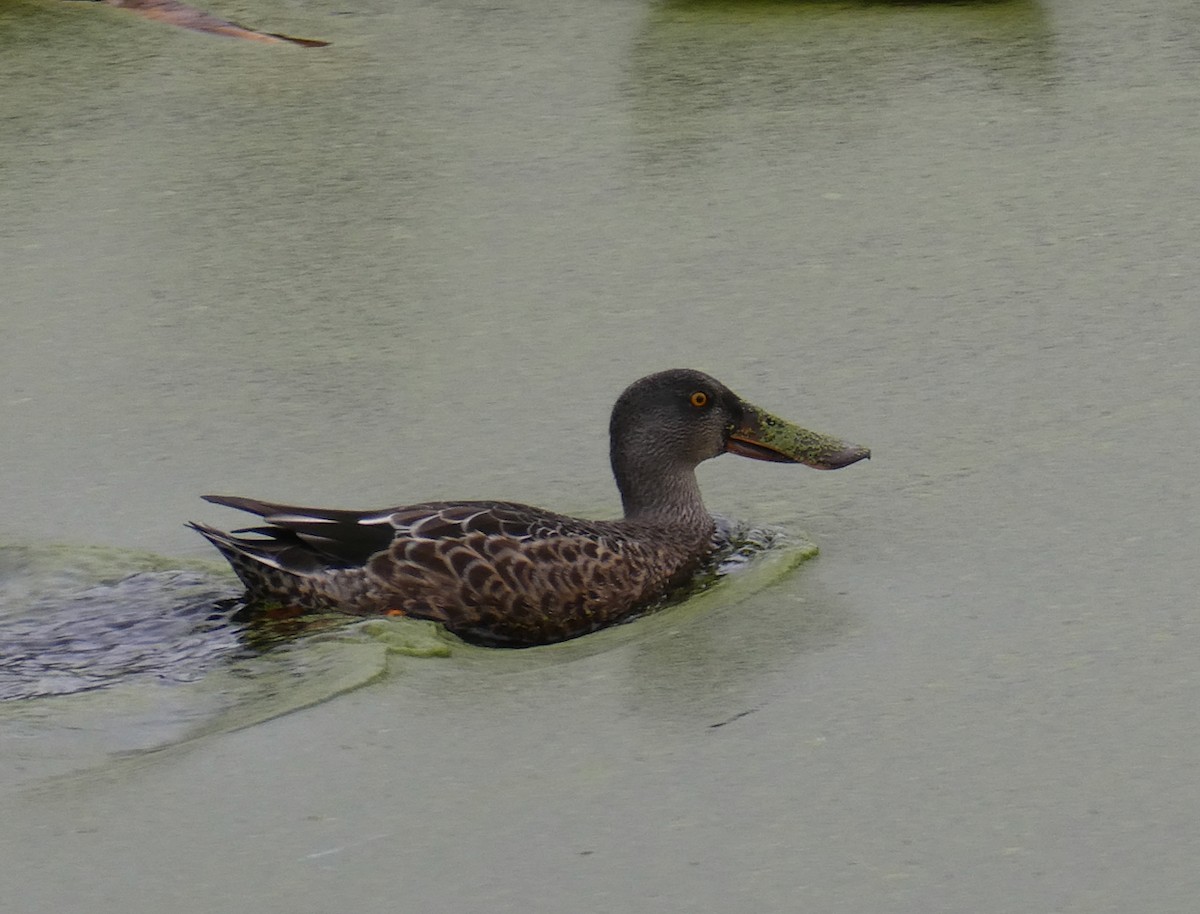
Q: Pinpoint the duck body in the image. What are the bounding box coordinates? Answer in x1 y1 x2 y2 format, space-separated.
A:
193 497 712 647
191 369 869 647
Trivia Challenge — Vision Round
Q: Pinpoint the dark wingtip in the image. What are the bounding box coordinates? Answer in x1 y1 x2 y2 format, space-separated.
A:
200 494 280 516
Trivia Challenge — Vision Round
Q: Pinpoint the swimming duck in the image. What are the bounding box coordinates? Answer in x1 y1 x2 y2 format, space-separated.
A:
190 369 868 647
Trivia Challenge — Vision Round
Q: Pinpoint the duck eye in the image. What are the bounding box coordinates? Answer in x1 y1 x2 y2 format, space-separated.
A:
689 391 709 408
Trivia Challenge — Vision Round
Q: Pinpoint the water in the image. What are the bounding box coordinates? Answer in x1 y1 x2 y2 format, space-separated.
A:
0 520 805 700
3 0 1199 911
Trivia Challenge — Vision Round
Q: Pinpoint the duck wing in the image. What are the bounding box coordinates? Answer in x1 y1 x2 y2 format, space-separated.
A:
194 496 700 645
199 495 608 567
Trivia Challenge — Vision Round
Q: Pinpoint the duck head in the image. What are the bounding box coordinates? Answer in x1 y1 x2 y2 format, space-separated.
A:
609 369 869 518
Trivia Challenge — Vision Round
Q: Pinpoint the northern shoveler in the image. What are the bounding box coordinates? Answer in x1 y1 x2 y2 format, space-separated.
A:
190 369 868 647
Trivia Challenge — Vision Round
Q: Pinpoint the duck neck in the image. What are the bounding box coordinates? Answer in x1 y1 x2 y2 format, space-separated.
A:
611 445 711 529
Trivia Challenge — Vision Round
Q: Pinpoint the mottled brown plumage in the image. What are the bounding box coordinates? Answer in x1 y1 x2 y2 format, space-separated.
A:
190 369 869 647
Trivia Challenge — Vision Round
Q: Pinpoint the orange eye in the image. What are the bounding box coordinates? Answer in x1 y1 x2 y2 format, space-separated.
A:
689 391 709 408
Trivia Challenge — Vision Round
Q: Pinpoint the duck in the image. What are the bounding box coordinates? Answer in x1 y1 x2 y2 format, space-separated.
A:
189 369 868 647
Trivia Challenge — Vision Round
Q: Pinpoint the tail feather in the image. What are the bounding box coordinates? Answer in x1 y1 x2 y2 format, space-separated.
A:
187 521 291 573
198 495 395 565
201 494 298 519
201 494 374 526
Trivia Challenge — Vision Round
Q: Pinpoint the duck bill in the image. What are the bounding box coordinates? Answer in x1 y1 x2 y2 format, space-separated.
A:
726 403 871 470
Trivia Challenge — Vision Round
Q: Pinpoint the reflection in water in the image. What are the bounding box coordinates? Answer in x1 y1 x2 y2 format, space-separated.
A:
628 0 1053 170
393 521 840 731
389 517 823 665
0 545 426 703
0 522 809 700
0 524 815 773
0 570 242 701
0 544 395 786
